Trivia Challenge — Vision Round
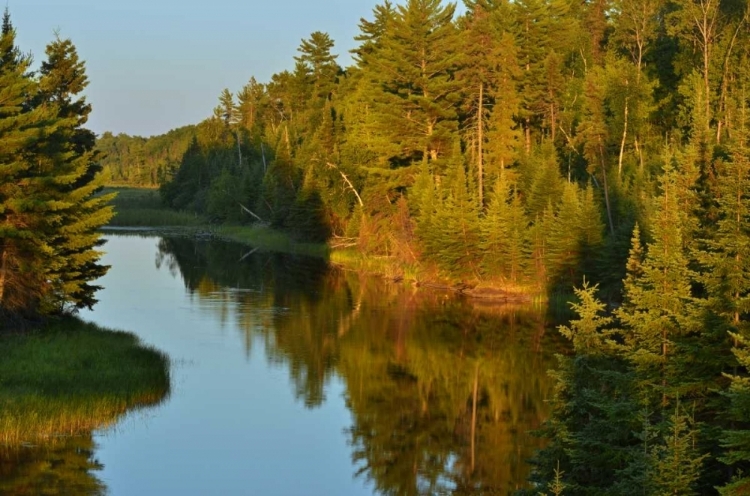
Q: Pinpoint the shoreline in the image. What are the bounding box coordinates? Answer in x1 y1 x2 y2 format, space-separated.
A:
101 223 541 303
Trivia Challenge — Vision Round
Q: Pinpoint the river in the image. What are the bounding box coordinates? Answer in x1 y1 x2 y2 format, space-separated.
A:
3 234 559 495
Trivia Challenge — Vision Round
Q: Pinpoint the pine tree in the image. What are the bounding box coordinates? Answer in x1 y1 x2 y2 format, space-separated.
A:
457 0 519 205
704 109 750 494
365 0 460 166
294 31 339 103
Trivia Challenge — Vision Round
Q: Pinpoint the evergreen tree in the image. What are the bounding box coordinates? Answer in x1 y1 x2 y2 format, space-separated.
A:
480 175 526 284
0 20 60 316
0 19 111 318
36 35 114 312
365 0 460 166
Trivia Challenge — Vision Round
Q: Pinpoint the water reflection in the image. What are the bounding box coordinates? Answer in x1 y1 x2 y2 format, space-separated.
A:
157 236 556 494
0 436 104 495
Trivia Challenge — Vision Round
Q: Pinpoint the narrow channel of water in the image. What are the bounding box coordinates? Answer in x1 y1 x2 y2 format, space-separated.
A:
3 234 559 495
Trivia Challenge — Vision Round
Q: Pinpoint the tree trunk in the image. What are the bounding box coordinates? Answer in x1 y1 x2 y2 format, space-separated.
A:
618 97 629 177
525 118 531 154
478 82 484 207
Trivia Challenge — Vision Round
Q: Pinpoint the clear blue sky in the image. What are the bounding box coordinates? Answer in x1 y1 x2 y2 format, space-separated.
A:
11 0 462 137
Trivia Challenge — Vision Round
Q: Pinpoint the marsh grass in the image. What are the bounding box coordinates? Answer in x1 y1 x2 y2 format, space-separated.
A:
103 187 206 227
0 317 170 447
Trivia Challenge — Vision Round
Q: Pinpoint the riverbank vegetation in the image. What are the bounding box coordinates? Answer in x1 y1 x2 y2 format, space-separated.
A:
0 317 170 447
96 0 750 492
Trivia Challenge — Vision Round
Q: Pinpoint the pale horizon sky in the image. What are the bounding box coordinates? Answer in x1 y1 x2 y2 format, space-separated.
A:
11 0 463 138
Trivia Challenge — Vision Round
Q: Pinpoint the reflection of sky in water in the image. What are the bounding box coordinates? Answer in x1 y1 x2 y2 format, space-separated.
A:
80 235 373 496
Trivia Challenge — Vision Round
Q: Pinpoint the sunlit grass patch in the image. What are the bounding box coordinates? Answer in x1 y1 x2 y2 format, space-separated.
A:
0 318 170 447
216 224 329 258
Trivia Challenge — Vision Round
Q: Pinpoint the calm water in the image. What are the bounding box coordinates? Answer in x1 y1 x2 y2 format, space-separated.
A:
3 234 558 495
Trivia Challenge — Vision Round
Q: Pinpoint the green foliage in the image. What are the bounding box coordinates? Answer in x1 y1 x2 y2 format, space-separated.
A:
0 16 112 319
481 175 526 283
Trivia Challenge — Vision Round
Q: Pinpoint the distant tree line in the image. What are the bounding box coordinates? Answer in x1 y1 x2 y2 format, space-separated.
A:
97 125 196 187
0 11 112 325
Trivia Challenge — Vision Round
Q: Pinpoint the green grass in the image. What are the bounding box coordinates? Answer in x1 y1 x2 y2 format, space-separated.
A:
103 187 206 227
0 317 170 447
108 207 206 227
216 224 329 258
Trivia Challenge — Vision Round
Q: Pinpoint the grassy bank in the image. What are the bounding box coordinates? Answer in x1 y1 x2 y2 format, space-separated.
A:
105 187 205 227
215 225 329 258
0 317 170 447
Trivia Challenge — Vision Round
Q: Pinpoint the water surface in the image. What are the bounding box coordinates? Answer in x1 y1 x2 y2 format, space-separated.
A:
4 234 558 495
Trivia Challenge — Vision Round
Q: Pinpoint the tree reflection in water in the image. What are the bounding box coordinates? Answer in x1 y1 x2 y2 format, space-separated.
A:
157 236 559 494
0 436 104 496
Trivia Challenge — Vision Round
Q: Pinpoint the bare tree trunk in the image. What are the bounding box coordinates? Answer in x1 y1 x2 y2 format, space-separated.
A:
284 125 291 156
478 82 484 207
618 97 629 177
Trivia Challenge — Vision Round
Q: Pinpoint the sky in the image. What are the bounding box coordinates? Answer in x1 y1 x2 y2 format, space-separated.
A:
11 0 443 138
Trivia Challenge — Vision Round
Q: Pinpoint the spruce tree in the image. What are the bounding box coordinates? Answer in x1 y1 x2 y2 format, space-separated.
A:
480 175 526 284
617 161 699 403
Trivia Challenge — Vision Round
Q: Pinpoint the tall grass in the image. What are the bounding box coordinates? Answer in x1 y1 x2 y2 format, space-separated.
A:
0 317 170 447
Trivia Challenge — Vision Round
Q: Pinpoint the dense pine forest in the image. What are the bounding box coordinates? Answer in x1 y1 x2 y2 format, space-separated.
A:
58 0 750 492
0 11 112 324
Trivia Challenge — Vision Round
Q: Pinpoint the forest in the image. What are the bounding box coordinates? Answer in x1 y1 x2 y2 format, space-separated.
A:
96 0 747 493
